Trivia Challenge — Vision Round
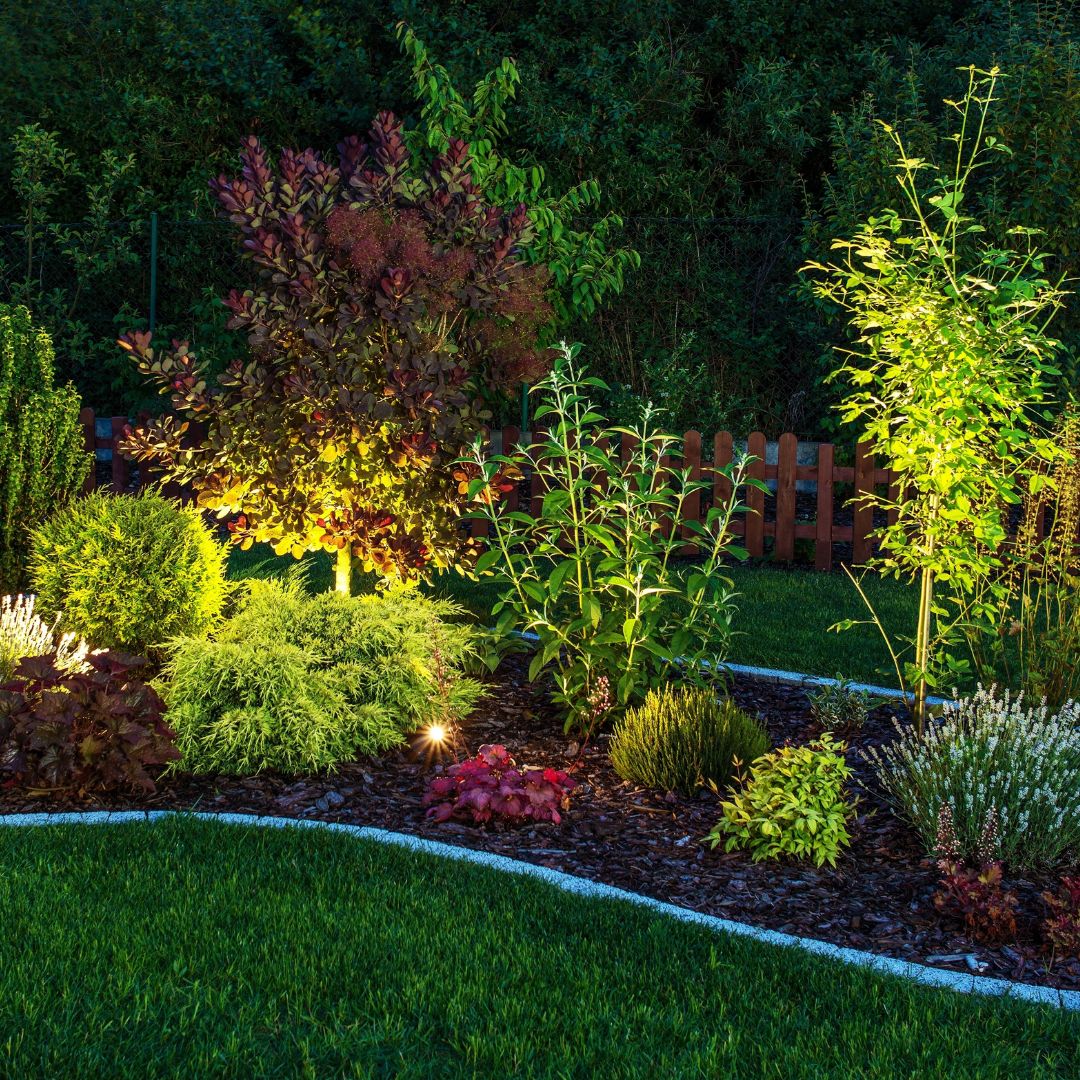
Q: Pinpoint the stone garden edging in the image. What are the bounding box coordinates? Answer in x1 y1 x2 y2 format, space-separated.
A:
1 809 1074 1010
514 629 955 707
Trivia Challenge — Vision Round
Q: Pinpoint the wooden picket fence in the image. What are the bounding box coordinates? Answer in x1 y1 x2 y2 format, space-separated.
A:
83 409 905 570
463 425 897 570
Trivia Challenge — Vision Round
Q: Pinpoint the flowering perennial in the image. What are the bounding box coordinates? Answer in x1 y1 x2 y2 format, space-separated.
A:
932 804 1018 943
0 594 93 683
1042 877 1080 958
867 686 1080 870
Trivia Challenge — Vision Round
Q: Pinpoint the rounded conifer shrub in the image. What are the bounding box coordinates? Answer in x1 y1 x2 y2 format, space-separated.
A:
609 686 769 795
28 490 229 658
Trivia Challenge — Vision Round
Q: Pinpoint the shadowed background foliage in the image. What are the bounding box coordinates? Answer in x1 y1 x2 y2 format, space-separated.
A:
1 0 1077 433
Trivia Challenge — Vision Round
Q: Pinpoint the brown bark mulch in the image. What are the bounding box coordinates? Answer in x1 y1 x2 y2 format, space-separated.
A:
3 657 1078 993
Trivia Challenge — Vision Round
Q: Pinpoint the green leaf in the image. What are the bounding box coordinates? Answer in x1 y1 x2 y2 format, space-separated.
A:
547 558 576 598
474 548 502 574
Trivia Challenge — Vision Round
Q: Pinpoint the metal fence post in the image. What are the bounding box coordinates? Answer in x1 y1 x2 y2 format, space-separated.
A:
148 211 159 336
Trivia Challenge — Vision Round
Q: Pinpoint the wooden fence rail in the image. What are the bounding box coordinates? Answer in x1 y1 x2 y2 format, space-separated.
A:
80 409 906 570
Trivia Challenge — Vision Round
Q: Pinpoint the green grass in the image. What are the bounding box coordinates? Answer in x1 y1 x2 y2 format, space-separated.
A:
723 562 916 686
1 817 1075 1078
226 547 918 688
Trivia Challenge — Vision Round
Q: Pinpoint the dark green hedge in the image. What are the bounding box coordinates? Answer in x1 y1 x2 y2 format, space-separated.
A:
1 0 1076 431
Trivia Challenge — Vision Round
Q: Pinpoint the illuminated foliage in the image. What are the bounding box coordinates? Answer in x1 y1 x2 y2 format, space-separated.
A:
120 110 552 586
803 68 1067 730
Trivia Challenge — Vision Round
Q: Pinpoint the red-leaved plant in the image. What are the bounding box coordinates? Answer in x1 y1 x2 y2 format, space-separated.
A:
0 652 179 795
932 804 1018 943
423 743 575 826
119 112 551 587
1042 877 1080 958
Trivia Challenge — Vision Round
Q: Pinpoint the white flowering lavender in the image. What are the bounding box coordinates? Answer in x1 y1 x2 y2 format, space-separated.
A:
866 686 1080 870
0 594 93 682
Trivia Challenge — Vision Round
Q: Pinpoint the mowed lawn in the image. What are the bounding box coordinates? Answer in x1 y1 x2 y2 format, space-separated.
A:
0 817 1075 1079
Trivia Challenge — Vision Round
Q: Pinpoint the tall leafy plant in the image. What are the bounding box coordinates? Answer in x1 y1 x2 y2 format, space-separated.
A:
966 407 1080 706
0 303 89 591
803 67 1066 731
463 343 763 733
396 24 640 325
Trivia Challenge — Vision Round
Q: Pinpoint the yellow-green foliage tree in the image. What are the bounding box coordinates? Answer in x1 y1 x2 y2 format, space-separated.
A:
804 69 1067 731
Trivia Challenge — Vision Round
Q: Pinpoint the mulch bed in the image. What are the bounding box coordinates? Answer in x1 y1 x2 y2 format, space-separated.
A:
2 657 1078 992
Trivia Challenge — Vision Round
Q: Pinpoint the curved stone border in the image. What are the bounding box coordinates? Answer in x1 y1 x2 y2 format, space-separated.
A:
514 629 954 707
719 661 954 708
2 809 1075 1011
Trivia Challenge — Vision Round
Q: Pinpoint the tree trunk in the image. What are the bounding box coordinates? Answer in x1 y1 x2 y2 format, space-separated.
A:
334 545 352 595
913 564 934 737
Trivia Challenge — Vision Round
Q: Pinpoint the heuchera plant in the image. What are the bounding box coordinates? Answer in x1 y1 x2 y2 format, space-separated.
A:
119 112 550 589
0 651 179 794
423 743 575 826
932 805 1018 944
1042 877 1080 958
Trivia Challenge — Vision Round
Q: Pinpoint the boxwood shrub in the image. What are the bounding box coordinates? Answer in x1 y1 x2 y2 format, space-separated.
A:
29 490 229 659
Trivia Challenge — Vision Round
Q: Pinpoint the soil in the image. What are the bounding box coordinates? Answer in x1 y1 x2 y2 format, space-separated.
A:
2 658 1078 992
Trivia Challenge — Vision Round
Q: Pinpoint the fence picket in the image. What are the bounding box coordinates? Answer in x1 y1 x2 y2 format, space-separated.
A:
110 417 129 493
79 407 95 494
815 443 834 571
852 440 875 565
774 432 797 562
745 432 766 558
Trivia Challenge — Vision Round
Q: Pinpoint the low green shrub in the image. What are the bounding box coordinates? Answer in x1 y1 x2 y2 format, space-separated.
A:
160 638 398 775
866 686 1080 871
28 490 229 659
217 576 483 730
806 676 873 735
706 735 855 868
609 686 768 795
160 575 484 775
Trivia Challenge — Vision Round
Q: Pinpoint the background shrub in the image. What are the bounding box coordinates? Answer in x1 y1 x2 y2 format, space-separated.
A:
866 687 1080 871
7 3 1080 436
28 489 229 659
0 651 178 794
609 686 768 795
706 735 855 867
160 575 484 774
0 304 89 592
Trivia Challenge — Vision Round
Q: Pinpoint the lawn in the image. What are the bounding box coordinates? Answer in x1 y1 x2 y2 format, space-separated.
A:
1 817 1076 1079
227 546 919 689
